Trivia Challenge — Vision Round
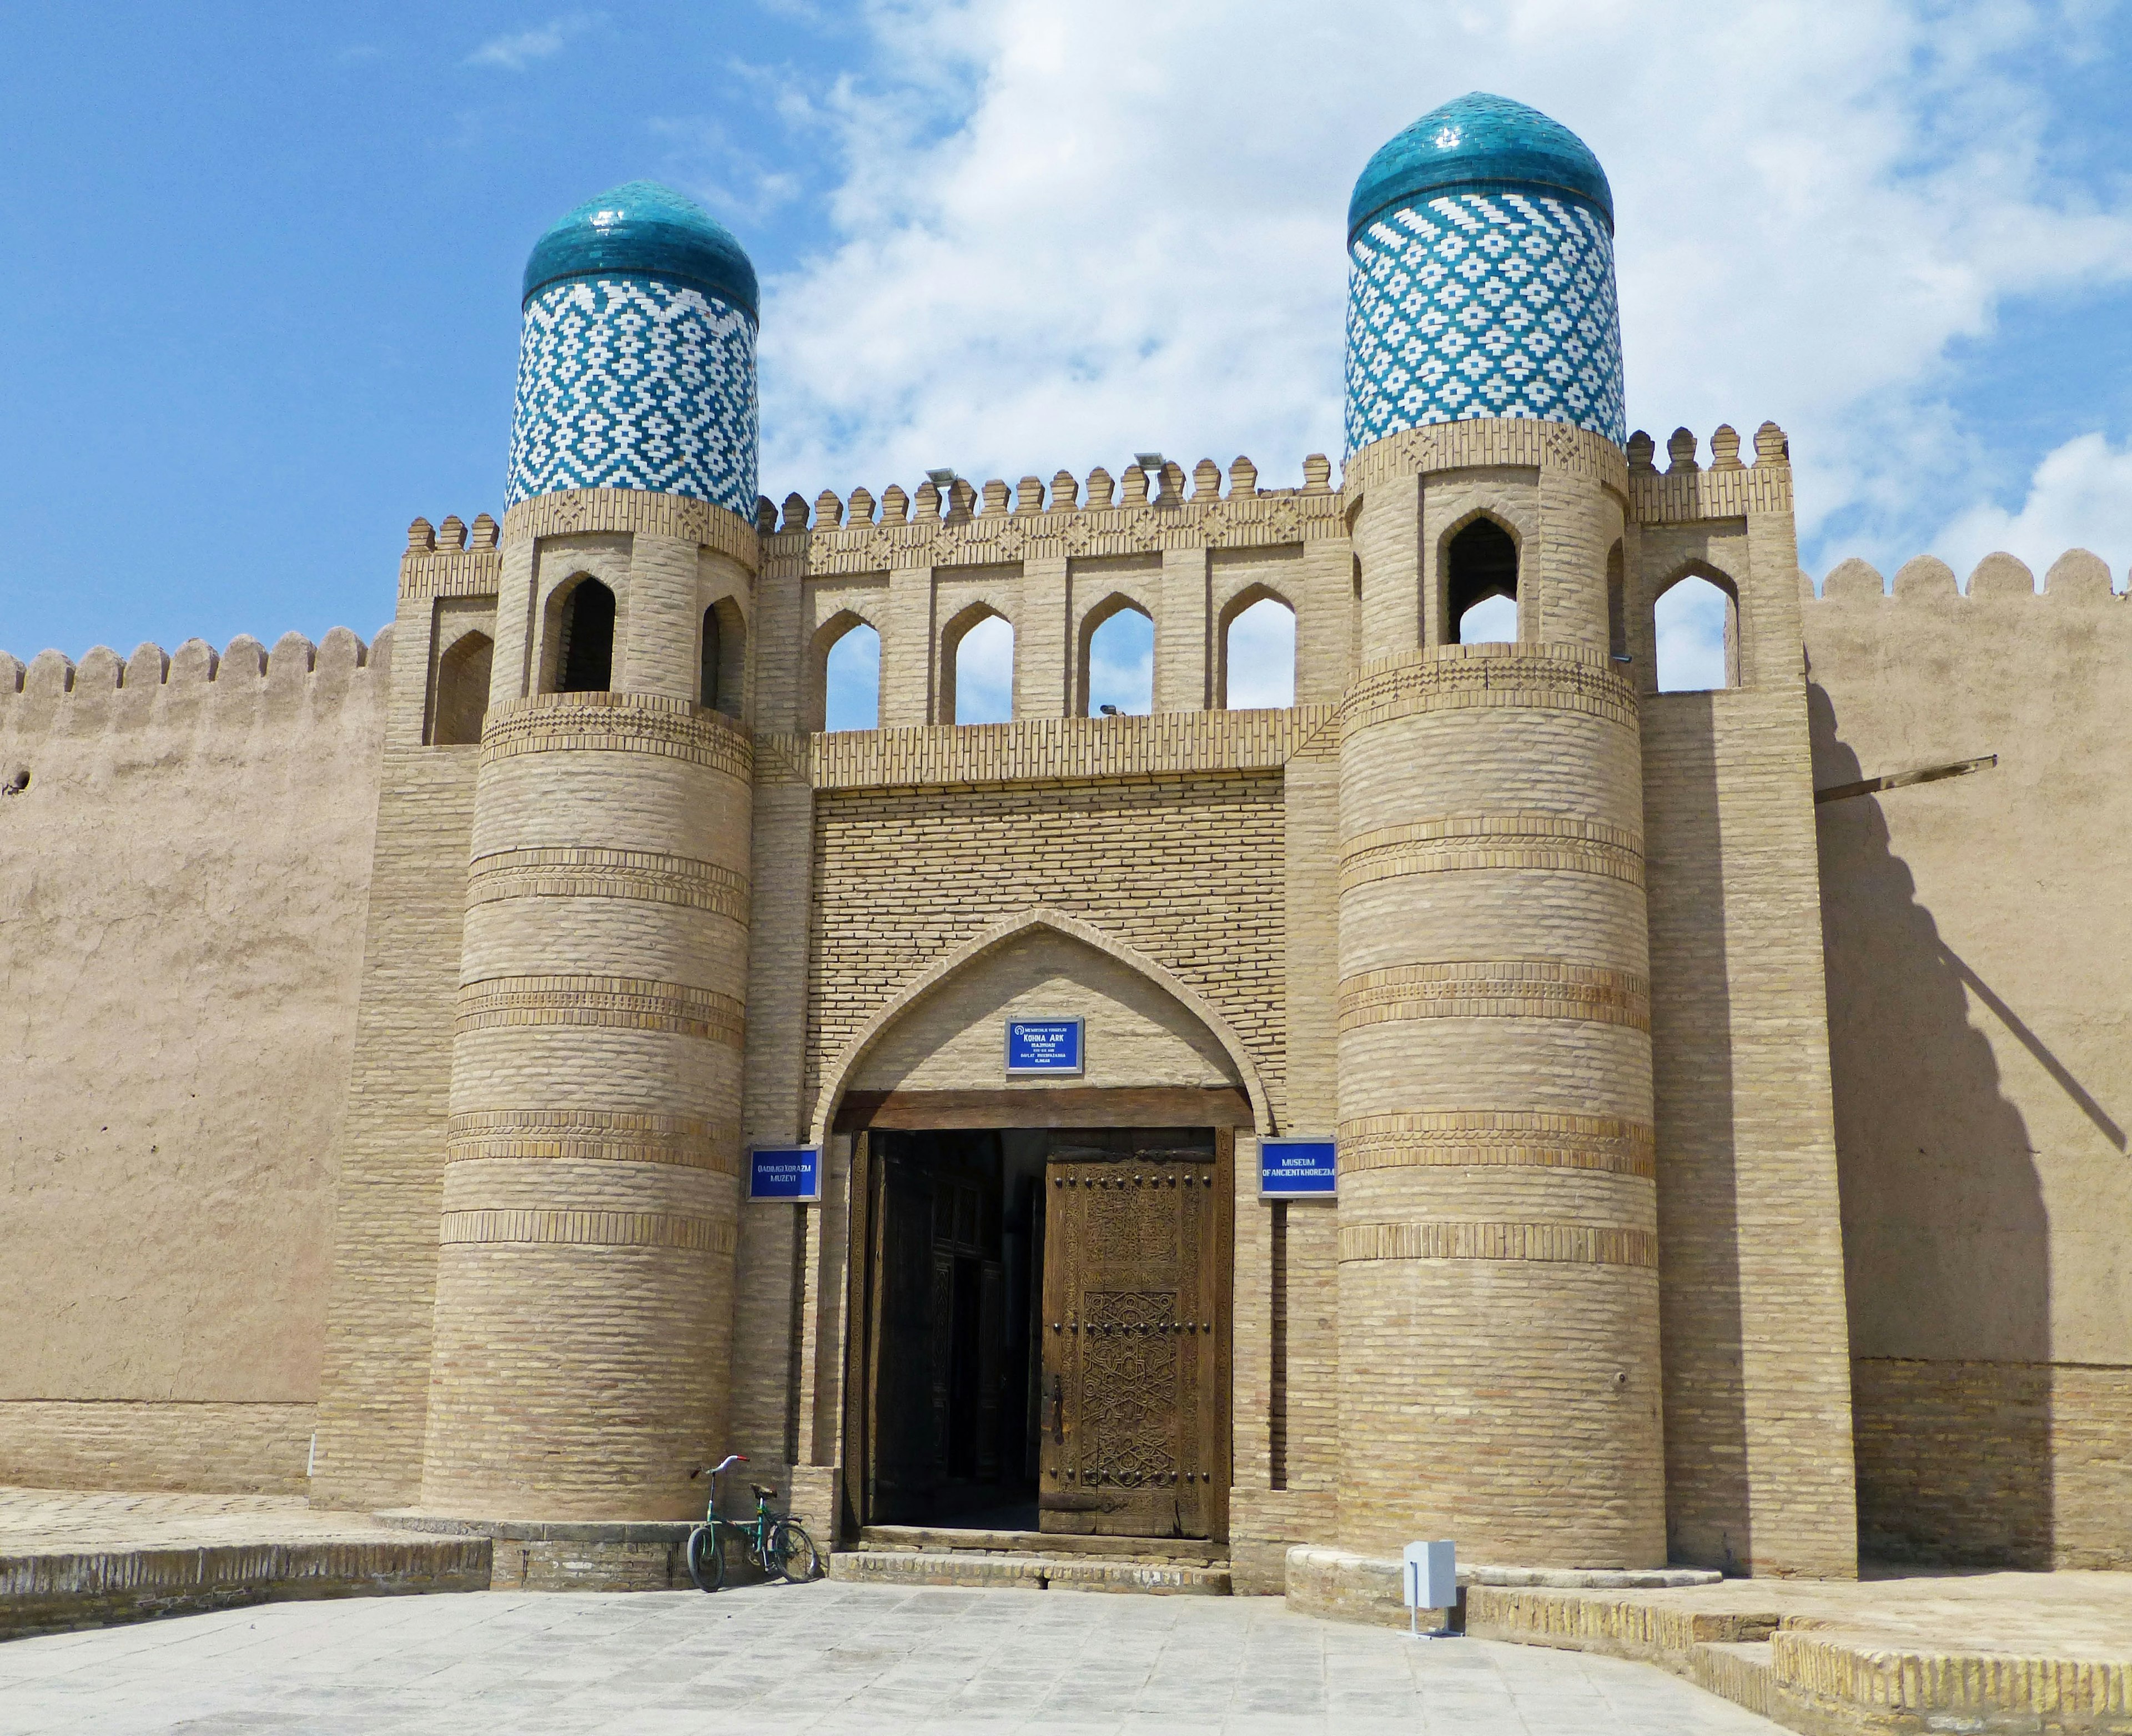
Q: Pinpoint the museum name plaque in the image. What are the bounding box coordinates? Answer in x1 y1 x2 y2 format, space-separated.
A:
1260 1137 1337 1199
748 1146 822 1203
1005 1017 1084 1076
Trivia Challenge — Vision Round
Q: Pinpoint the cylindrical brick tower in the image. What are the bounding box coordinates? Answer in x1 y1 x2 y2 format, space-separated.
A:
420 182 761 1518
1334 95 1664 1565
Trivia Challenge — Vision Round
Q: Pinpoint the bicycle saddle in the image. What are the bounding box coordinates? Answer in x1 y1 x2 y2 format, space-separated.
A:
751 1483 777 1502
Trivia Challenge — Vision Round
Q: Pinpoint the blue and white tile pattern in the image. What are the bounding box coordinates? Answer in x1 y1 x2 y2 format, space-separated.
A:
1345 192 1625 452
505 276 759 515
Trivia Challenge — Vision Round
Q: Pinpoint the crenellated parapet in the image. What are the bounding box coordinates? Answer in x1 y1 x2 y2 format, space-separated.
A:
0 626 392 748
1627 422 1792 525
401 514 502 601
1812 547 2123 603
761 454 1338 580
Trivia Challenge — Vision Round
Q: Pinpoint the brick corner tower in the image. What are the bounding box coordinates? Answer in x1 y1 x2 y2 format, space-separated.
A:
1335 94 1665 1566
419 181 762 1518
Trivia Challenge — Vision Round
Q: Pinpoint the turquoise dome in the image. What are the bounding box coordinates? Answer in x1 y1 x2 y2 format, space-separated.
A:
521 179 759 320
1348 92 1613 241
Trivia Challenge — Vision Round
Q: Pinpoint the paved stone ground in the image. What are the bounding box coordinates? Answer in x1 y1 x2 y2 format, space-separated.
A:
0 1487 405 1551
0 1581 1779 1734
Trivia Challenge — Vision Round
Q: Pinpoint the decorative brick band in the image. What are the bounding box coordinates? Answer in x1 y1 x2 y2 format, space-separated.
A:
1340 814 1643 892
466 847 750 924
1336 1219 1658 1269
480 692 752 783
1337 1110 1656 1179
1337 960 1650 1033
445 1109 741 1176
1342 418 1630 493
500 486 758 571
438 1208 736 1254
455 975 746 1048
1341 648 1637 736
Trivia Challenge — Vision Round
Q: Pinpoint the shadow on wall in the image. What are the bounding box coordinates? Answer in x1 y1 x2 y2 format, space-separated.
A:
1645 692 1749 1573
1809 682 2052 1568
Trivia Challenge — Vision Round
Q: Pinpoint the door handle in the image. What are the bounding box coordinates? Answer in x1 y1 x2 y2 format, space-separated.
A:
1045 1371 1063 1445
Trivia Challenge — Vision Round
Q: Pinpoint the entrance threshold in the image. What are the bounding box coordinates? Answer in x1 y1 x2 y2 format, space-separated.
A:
833 1524 1232 1596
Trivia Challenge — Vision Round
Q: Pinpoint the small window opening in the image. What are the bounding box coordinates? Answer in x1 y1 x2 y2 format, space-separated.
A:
944 611 1013 724
433 631 492 746
1221 594 1296 709
1654 574 1740 692
822 621 881 732
1607 540 1628 663
558 579 615 692
1082 603 1153 716
699 598 746 718
1448 518 1518 644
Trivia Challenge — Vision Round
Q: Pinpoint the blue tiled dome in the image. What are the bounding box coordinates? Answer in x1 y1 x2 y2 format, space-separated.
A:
506 180 761 515
521 180 759 321
1348 92 1613 241
1343 93 1625 451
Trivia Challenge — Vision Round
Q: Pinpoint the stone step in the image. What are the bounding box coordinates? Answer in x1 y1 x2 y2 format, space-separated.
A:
830 1548 1231 1596
1687 1641 1776 1723
857 1524 1226 1566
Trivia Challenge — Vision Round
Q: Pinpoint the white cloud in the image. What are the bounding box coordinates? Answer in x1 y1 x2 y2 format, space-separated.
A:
1653 577 1731 691
954 615 1014 722
466 13 601 73
1087 610 1153 715
751 0 2132 573
1930 432 2132 587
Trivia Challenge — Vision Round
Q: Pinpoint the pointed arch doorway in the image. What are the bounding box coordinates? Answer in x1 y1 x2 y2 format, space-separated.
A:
823 913 1257 1543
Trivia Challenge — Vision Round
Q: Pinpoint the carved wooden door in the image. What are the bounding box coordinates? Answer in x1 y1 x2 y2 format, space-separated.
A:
1038 1140 1227 1538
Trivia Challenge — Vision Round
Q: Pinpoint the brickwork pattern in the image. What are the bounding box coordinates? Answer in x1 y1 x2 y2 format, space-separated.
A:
1637 445 1858 1577
806 775 1288 1125
0 1406 316 1498
1853 1358 2132 1571
1335 488 1664 1567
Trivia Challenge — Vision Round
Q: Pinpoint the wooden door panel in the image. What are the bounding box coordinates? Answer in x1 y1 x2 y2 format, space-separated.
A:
1039 1150 1222 1538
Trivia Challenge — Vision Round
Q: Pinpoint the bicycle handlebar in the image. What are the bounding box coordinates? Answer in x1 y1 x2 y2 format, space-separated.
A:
689 1453 748 1480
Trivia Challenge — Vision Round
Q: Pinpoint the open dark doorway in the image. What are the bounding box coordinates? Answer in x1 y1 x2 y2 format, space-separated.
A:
847 1124 1231 1541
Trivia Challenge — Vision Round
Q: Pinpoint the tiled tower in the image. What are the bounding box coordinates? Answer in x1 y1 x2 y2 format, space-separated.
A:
1334 98 1665 1564
420 183 761 1518
1345 92 1625 451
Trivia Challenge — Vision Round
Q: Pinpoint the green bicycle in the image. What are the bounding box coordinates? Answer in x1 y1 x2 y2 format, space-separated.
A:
685 1453 821 1591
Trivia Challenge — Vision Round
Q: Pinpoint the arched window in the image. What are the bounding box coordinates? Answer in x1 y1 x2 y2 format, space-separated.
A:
699 598 746 718
555 577 615 692
942 607 1013 724
1607 540 1628 663
1220 592 1296 709
1653 573 1741 692
819 618 881 733
433 631 492 746
1447 517 1518 644
1079 597 1153 716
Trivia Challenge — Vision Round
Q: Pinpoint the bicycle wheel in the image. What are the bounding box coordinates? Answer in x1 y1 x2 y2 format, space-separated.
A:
766 1519 821 1583
685 1522 726 1592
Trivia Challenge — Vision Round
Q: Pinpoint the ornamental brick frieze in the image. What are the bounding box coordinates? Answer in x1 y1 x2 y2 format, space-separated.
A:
1340 645 1638 734
438 1207 737 1254
480 691 753 782
1336 1220 1658 1269
1335 1110 1657 1179
466 847 750 924
444 1109 741 1176
455 973 746 1048
1339 813 1645 892
1335 960 1651 1033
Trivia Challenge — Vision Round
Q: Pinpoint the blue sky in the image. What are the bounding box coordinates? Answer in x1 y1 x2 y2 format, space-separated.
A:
6 0 2132 686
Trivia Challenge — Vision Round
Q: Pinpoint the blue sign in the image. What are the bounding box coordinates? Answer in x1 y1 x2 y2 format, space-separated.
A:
1005 1017 1083 1075
1260 1138 1337 1198
748 1146 822 1203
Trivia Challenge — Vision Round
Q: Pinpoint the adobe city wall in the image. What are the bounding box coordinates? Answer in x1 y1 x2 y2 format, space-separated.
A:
0 629 390 1493
1806 550 2132 1569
